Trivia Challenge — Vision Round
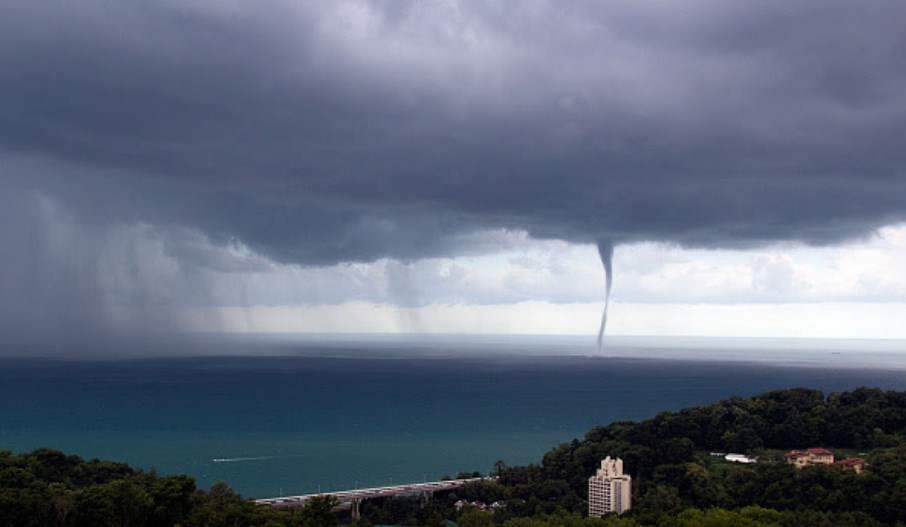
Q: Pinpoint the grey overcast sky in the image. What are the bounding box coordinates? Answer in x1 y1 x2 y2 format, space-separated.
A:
2 1 905 351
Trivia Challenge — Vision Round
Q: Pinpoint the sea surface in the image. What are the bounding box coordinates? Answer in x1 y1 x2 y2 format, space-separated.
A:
1 335 905 499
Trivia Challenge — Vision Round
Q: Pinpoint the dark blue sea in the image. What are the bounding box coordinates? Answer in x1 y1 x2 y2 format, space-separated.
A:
2 335 905 498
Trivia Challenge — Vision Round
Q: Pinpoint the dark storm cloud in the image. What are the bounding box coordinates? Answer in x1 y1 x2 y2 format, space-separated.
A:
2 0 906 266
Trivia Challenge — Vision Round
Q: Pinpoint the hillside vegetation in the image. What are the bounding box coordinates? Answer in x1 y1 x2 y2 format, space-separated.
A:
453 387 906 526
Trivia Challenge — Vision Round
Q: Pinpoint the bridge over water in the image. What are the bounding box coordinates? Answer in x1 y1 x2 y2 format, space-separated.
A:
256 477 490 519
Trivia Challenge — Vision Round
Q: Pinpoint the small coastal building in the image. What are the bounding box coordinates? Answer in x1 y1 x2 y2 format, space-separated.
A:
807 448 834 464
785 451 810 467
836 457 867 474
588 457 632 516
725 453 757 464
785 448 835 468
454 500 488 511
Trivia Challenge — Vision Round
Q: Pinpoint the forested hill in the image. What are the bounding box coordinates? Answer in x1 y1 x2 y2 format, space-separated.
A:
3 387 906 527
536 386 906 487
471 386 906 525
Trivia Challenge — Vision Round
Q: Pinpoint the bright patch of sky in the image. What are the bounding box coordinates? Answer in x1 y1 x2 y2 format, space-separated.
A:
159 223 906 339
5 190 904 341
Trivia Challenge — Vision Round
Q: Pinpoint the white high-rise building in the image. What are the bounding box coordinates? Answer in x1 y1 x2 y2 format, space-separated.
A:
588 457 632 516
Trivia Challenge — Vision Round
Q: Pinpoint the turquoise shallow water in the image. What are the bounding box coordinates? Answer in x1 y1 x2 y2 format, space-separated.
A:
2 336 905 498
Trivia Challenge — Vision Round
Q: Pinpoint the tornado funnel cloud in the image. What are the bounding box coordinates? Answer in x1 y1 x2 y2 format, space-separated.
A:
596 240 614 351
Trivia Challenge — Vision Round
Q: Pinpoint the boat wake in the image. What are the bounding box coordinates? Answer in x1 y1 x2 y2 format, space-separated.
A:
212 456 280 463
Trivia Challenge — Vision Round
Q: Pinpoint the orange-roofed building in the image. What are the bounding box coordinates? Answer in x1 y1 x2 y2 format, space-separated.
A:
785 448 834 468
784 451 810 468
806 448 835 465
836 457 867 474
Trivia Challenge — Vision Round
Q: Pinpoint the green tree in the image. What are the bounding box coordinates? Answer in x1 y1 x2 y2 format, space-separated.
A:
459 507 494 527
148 474 196 527
296 495 338 527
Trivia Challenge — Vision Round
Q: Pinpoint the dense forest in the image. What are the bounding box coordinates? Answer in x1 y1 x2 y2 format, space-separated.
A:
3 387 906 526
